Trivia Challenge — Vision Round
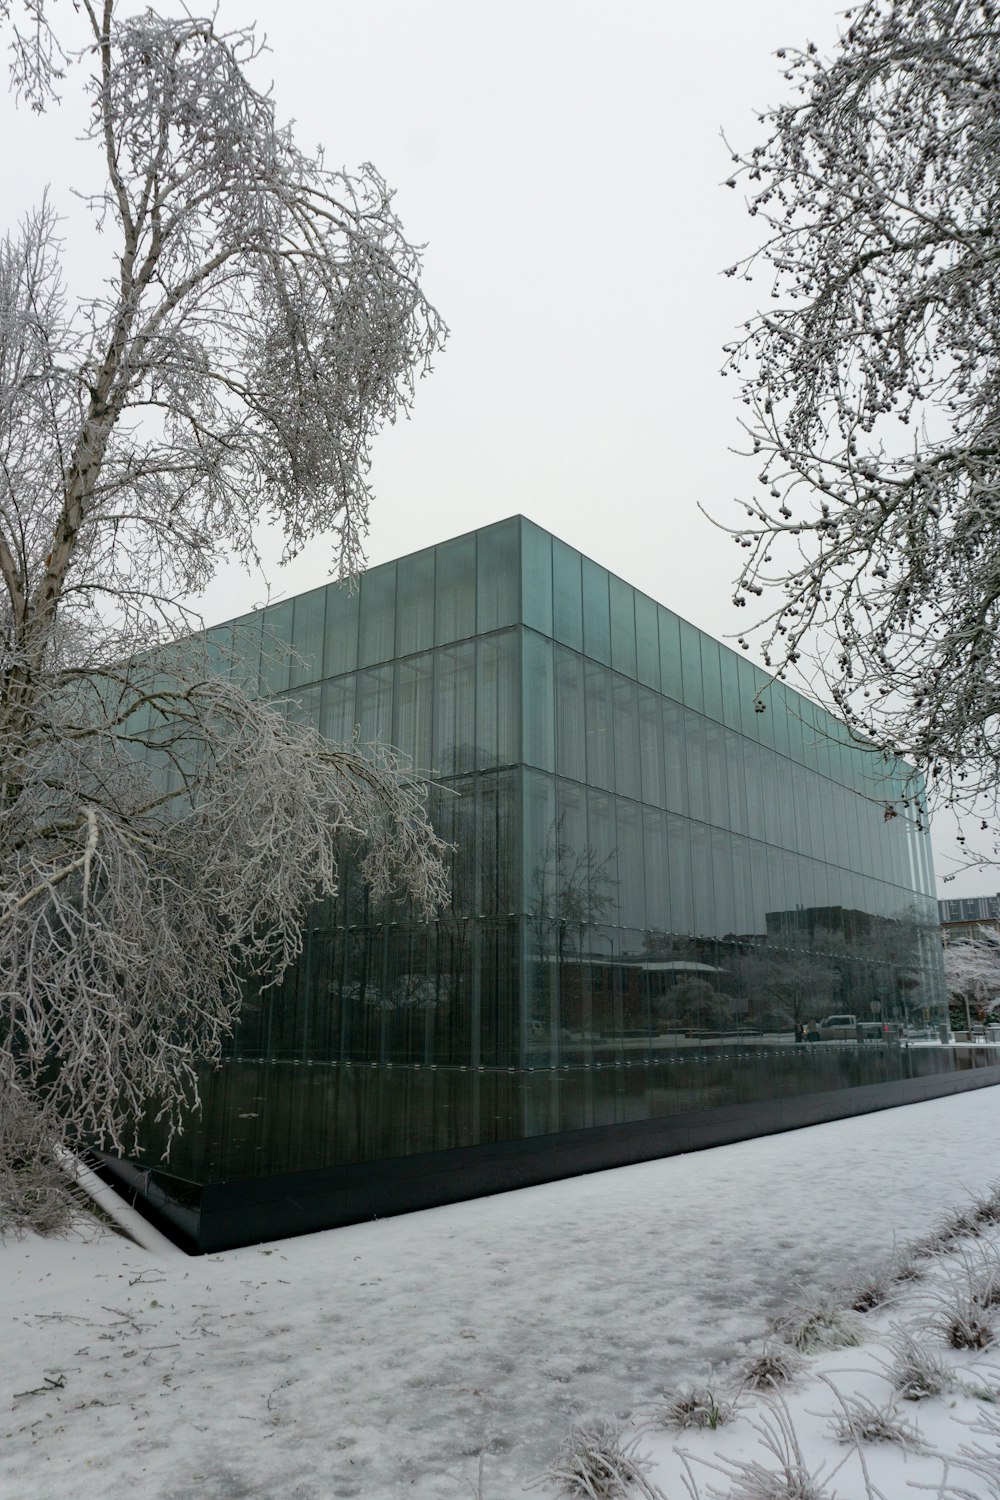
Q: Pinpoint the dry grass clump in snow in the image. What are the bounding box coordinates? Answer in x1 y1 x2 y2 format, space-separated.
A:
939 1293 995 1351
659 1385 734 1431
939 1205 985 1242
846 1260 899 1314
770 1299 863 1354
531 1421 664 1500
923 1247 1000 1351
825 1392 924 1450
677 1398 834 1500
970 1183 1000 1229
886 1328 953 1401
738 1344 803 1393
968 1244 1000 1311
890 1248 924 1285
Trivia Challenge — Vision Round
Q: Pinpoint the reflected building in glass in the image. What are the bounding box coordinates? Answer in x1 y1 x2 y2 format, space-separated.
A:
99 517 999 1252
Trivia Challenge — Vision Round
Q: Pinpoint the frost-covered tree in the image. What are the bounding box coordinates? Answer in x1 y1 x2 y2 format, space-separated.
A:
724 0 1000 839
943 926 1000 1030
0 0 448 1220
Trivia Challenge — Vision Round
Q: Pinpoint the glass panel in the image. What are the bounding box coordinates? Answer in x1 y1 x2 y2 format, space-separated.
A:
290 588 326 688
705 719 729 829
395 546 435 657
586 789 620 928
358 561 396 667
552 536 583 651
479 771 517 917
724 729 748 835
435 532 477 645
634 592 660 691
639 687 666 807
730 832 753 935
521 518 553 637
711 827 737 938
477 631 519 769
659 607 683 702
259 599 293 696
554 645 586 783
522 630 554 772
612 675 640 799
642 806 670 933
358 664 393 746
616 797 645 929
684 709 708 823
523 767 558 924
581 557 611 665
679 619 704 713
666 814 694 934
320 674 357 745
433 641 476 775
752 667 775 751
394 653 434 769
735 654 761 740
609 574 637 679
663 699 688 815
739 738 762 842
584 659 615 791
748 840 772 932
769 683 791 759
719 646 742 732
552 778 590 1055
760 749 783 848
700 636 723 723
689 821 715 937
477 517 520 633
784 702 805 766
323 580 359 679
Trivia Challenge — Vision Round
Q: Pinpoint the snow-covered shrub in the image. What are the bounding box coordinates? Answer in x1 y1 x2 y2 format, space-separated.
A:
886 1328 952 1401
530 1421 664 1500
0 1088 74 1238
660 1385 734 1431
826 1392 923 1449
771 1299 863 1353
738 1344 803 1393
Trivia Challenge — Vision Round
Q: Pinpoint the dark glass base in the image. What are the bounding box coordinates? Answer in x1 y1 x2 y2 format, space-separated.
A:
90 1045 1000 1254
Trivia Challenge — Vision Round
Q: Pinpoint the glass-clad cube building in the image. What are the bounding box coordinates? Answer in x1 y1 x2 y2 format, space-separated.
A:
98 517 1000 1252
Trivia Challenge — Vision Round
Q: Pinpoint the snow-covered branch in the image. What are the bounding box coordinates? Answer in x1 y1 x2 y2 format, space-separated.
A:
723 1 1000 840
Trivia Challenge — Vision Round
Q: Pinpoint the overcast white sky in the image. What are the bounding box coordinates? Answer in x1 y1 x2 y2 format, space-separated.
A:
1 0 987 894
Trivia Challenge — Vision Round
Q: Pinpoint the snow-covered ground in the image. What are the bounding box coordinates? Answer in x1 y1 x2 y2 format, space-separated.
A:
2 1086 1000 1500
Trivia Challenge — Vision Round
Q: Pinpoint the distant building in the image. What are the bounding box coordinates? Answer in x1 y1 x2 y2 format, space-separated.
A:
92 517 992 1254
938 894 1000 940
939 893 1000 927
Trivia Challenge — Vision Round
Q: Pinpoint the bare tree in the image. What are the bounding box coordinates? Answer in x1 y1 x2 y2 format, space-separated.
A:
0 1 448 1219
723 0 1000 843
943 926 1000 1031
737 945 837 1033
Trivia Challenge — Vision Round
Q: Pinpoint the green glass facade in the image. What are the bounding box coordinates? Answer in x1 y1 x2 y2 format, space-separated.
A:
107 517 982 1251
